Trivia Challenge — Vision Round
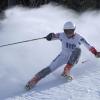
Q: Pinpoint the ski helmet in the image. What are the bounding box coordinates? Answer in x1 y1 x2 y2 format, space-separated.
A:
63 21 76 30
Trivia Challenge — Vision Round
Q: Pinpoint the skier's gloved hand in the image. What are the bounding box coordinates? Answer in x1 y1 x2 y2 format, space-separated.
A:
95 52 100 58
89 47 100 58
46 33 55 41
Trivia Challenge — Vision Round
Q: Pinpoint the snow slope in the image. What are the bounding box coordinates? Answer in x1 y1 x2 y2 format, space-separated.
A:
6 67 100 100
0 4 100 100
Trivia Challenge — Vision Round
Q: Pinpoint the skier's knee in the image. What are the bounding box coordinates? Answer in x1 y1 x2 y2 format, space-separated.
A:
35 67 52 79
68 48 81 65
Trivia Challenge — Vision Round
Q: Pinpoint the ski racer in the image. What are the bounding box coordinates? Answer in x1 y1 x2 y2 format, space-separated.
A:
25 21 100 90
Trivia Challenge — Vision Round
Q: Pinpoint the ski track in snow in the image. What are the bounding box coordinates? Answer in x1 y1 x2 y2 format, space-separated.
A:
0 4 100 100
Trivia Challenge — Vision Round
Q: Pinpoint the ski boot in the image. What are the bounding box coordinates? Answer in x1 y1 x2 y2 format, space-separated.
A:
61 72 73 80
61 64 73 80
25 76 40 90
64 75 73 80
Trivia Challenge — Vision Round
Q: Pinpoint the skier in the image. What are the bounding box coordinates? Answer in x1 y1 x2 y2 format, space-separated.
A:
25 21 100 90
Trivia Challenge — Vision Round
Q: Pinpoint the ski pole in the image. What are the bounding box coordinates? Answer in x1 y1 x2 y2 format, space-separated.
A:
0 36 46 48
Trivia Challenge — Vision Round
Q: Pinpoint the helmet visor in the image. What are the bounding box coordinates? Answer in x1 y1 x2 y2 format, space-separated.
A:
64 29 75 37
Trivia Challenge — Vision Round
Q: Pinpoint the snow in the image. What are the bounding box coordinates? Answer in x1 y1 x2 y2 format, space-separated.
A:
0 4 100 100
6 68 100 100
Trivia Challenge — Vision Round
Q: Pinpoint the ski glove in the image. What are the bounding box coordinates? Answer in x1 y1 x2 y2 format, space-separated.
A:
89 47 100 58
46 33 55 41
95 52 100 58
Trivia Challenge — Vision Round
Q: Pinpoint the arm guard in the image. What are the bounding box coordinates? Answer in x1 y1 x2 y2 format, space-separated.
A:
89 47 97 55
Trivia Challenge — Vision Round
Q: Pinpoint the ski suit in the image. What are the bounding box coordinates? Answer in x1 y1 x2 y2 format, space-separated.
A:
35 32 97 79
